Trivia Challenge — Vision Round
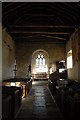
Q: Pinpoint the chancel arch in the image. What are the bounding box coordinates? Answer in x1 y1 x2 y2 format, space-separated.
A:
31 49 49 80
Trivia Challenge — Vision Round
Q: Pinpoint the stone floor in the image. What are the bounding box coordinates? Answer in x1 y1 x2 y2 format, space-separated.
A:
15 81 64 120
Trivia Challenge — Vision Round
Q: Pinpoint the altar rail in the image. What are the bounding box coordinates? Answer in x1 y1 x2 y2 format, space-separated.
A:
32 73 49 80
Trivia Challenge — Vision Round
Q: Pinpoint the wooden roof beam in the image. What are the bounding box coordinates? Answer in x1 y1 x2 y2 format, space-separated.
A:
13 35 67 40
7 25 75 28
8 31 71 35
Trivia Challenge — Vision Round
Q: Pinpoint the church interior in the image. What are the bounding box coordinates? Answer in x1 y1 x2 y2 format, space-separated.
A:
1 2 80 120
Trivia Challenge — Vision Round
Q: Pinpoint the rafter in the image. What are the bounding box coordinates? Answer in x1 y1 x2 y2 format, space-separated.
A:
8 31 71 35
14 35 67 40
2 2 80 43
8 25 75 28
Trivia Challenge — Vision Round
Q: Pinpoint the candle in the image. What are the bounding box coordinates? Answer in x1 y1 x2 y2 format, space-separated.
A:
14 59 16 65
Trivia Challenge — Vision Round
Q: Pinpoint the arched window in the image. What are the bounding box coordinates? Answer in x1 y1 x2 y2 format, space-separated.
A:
32 49 49 76
36 54 45 68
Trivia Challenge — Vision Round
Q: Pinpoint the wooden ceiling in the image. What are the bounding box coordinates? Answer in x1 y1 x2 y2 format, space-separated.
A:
2 2 80 43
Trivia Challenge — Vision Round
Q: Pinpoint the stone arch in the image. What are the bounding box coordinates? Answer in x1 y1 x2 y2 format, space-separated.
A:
31 49 49 80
